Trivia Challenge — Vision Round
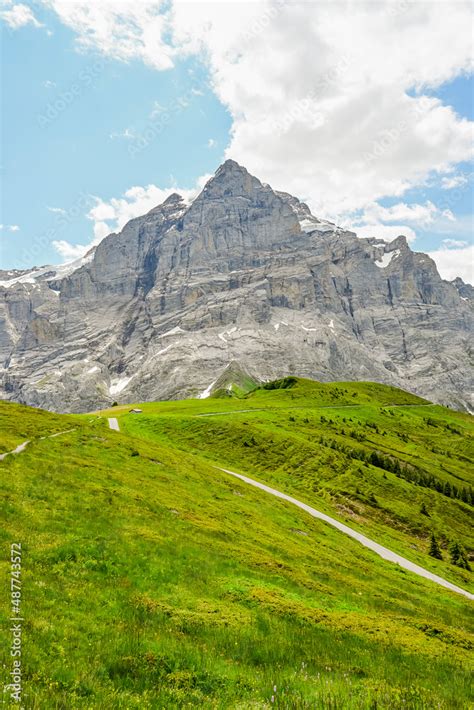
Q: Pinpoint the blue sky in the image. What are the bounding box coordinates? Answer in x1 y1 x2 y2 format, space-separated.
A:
1 1 473 282
1 14 231 268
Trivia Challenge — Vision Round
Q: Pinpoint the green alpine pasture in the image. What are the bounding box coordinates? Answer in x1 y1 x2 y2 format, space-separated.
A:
0 379 473 708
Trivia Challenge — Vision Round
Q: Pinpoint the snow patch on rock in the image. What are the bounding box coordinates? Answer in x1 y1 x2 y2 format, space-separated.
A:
198 379 217 399
109 376 133 396
375 249 401 269
159 326 185 338
0 252 95 289
154 344 174 357
218 326 237 342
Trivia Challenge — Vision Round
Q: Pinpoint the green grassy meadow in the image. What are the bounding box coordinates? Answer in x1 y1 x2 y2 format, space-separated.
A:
0 379 473 708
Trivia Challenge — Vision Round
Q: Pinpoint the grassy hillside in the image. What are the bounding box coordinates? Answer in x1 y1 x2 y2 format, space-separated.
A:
0 382 473 708
113 379 474 592
0 400 79 453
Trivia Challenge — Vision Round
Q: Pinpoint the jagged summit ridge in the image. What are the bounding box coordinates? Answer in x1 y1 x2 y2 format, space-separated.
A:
0 160 472 413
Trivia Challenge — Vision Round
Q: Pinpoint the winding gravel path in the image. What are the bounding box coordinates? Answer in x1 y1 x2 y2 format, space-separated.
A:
0 440 31 461
0 428 76 461
217 466 474 601
197 403 433 418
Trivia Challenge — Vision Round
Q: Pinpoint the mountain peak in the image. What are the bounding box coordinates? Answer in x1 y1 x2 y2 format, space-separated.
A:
146 192 186 217
214 158 248 177
163 192 184 205
194 158 265 203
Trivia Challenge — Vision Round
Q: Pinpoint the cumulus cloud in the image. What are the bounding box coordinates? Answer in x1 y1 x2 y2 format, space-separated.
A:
351 223 417 244
171 1 473 216
428 244 474 284
47 206 66 215
40 0 473 270
359 201 452 227
51 240 88 261
1 2 43 29
346 200 460 244
41 1 473 221
1 224 20 232
442 238 468 249
41 0 175 69
441 174 469 190
87 180 204 233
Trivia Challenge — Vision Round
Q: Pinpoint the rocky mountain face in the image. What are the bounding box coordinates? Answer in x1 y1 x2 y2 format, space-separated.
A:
1 160 473 413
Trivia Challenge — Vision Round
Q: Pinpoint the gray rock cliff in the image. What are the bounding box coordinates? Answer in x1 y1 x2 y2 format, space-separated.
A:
1 160 472 412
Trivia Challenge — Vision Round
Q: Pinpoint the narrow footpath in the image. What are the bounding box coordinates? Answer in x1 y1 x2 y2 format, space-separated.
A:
217 466 474 601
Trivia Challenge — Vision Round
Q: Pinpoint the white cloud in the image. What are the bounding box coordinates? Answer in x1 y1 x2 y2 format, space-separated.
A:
40 2 473 220
1 224 21 232
207 138 217 148
441 174 468 190
87 178 208 233
348 199 459 244
351 223 417 244
39 0 473 269
428 244 474 284
41 1 175 70
442 238 468 249
47 206 66 215
42 79 56 89
52 173 211 262
109 127 136 140
1 2 43 29
359 201 443 227
171 1 473 217
51 240 88 261
150 101 165 118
